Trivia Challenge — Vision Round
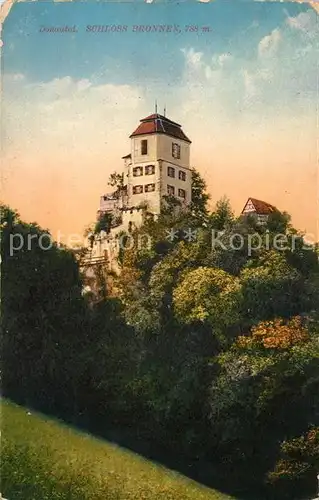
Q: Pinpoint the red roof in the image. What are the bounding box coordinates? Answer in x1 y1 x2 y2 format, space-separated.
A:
130 113 191 143
142 114 181 126
242 198 277 215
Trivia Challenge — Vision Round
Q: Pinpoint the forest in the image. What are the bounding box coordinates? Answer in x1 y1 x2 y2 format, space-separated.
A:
1 171 319 499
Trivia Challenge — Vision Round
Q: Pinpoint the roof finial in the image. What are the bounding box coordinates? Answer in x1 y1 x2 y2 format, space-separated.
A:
164 104 166 117
155 100 158 114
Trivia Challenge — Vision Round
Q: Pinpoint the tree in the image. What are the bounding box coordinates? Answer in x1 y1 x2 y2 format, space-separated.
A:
207 313 319 494
266 210 292 234
268 428 319 499
237 316 309 350
190 167 210 221
173 266 242 342
1 205 87 417
94 211 113 234
285 234 319 278
108 171 124 190
209 196 234 231
239 251 307 324
207 215 268 276
3 196 319 500
160 194 183 216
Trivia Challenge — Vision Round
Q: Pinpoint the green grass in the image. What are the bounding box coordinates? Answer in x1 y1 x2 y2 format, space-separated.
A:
1 400 234 500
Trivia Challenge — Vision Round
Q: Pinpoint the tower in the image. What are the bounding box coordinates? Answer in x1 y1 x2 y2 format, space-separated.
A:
124 113 192 214
86 113 192 274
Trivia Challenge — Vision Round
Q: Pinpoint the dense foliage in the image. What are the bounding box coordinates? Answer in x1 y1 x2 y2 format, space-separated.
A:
1 178 319 499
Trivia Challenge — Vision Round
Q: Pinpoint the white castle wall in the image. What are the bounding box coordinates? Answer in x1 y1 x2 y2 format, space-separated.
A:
161 160 191 206
99 194 119 212
157 134 190 169
127 160 161 214
120 208 145 231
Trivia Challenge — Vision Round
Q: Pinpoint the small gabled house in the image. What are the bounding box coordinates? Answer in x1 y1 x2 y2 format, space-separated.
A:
241 197 277 224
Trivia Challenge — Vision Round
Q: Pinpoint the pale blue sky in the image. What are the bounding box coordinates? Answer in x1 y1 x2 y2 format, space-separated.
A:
2 1 313 83
2 1 317 118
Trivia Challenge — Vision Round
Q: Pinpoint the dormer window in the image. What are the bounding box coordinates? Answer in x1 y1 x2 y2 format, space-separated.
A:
141 140 148 155
172 142 181 159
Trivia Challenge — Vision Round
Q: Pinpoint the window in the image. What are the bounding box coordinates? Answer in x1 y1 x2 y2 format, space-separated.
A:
145 165 155 175
167 185 175 196
133 185 143 194
178 188 186 199
178 170 186 181
141 140 148 155
172 142 181 159
133 166 143 177
167 166 175 178
145 183 155 193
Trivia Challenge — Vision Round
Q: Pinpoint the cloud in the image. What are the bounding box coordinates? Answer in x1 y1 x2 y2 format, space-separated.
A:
181 48 233 83
286 10 318 39
242 67 273 99
2 75 145 155
242 70 257 98
258 28 281 57
33 77 140 110
12 73 25 81
3 72 25 82
217 53 233 67
180 6 317 123
181 48 203 69
205 65 214 80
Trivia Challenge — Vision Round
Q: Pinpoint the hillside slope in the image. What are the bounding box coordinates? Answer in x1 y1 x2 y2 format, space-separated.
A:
1 400 234 500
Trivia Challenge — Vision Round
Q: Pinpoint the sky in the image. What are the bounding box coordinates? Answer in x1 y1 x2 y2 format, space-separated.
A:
1 0 318 242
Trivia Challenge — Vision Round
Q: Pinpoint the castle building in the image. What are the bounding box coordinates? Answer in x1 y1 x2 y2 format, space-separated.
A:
125 113 192 213
99 113 192 219
88 112 192 267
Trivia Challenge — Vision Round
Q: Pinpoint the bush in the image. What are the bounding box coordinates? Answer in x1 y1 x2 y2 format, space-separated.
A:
267 428 319 499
